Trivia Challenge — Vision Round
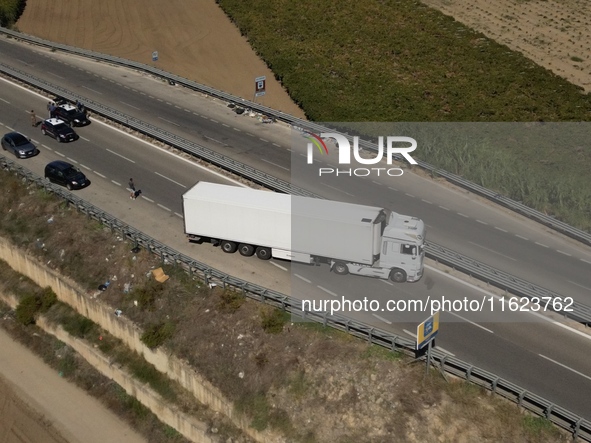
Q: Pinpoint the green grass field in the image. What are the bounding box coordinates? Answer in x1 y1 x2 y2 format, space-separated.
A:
217 0 591 230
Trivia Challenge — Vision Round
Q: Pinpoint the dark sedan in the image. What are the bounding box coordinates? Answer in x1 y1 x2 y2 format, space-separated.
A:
1 132 39 158
54 104 90 127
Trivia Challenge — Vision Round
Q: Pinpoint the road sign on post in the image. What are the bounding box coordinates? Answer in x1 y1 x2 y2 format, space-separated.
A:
152 51 158 62
416 310 440 350
254 76 266 98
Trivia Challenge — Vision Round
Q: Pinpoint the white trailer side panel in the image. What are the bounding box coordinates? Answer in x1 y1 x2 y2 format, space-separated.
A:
183 182 292 250
183 182 384 264
291 196 381 264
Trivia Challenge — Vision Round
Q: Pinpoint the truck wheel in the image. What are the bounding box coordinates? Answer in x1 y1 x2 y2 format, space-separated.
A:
255 247 271 260
221 240 237 253
333 261 349 275
389 268 407 283
238 243 255 257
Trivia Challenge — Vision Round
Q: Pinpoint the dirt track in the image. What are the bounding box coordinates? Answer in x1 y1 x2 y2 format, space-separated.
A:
0 326 147 443
15 0 306 118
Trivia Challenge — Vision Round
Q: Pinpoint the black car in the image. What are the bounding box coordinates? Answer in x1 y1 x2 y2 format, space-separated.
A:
1 132 39 158
44 160 90 190
41 118 79 142
54 104 90 127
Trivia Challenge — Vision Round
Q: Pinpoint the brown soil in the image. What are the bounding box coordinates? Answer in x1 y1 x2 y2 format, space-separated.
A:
421 0 591 92
15 0 306 118
0 370 69 443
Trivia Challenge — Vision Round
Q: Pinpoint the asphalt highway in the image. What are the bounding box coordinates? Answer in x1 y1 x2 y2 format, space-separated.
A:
2 78 591 418
1 38 590 308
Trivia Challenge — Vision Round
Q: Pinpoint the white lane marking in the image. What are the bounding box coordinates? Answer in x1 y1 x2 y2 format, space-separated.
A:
154 172 187 188
210 118 218 123
426 264 591 342
184 109 190 113
421 199 433 204
120 101 140 110
165 102 172 105
222 123 230 128
66 157 78 164
80 136 90 142
317 286 338 297
93 171 106 178
174 212 184 219
111 180 121 186
294 274 311 283
259 137 269 142
157 204 171 212
235 128 243 132
439 205 450 211
0 98 10 104
372 180 382 186
142 196 154 203
539 354 591 383
79 164 91 171
403 329 416 338
494 227 507 233
457 213 469 218
158 116 180 126
581 259 591 265
515 234 529 241
567 280 591 292
106 149 135 163
270 261 288 271
174 105 181 109
55 151 65 157
272 143 281 147
89 118 247 188
321 183 354 197
81 85 102 94
405 193 415 198
556 250 572 257
468 241 517 262
476 219 488 225
380 280 394 286
447 311 494 333
388 186 398 191
48 72 65 79
372 314 392 325
535 242 549 248
261 158 289 171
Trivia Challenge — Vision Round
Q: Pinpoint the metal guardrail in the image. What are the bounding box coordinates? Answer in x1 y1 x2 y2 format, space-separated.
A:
2 61 591 327
2 27 590 247
1 154 590 441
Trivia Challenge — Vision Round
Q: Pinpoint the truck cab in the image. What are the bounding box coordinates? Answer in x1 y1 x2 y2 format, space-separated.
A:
379 213 425 282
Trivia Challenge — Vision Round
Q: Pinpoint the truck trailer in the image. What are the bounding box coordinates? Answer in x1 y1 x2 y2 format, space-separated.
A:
182 182 425 283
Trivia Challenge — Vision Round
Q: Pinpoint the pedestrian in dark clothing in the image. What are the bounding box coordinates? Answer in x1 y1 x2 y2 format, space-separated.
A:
46 102 51 113
30 110 37 127
49 103 56 118
129 178 136 199
76 100 83 112
134 189 142 199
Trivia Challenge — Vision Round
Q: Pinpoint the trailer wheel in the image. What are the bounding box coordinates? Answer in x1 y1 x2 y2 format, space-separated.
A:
221 240 237 253
333 261 349 275
238 243 255 257
389 268 407 283
255 246 271 260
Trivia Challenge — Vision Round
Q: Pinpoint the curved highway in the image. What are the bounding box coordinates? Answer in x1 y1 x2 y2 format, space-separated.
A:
1 38 590 308
2 76 591 418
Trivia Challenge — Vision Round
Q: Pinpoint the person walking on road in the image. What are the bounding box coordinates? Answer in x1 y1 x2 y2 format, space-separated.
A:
129 178 136 199
49 102 56 118
30 110 37 127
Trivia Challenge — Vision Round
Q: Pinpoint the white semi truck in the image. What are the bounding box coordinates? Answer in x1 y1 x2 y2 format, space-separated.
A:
182 182 425 283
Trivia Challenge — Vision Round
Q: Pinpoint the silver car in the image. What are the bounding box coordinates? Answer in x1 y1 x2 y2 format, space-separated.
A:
1 132 39 159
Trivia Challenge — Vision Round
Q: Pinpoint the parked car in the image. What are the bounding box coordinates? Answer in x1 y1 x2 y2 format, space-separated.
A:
54 104 90 127
1 132 39 158
41 118 79 142
44 160 90 190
